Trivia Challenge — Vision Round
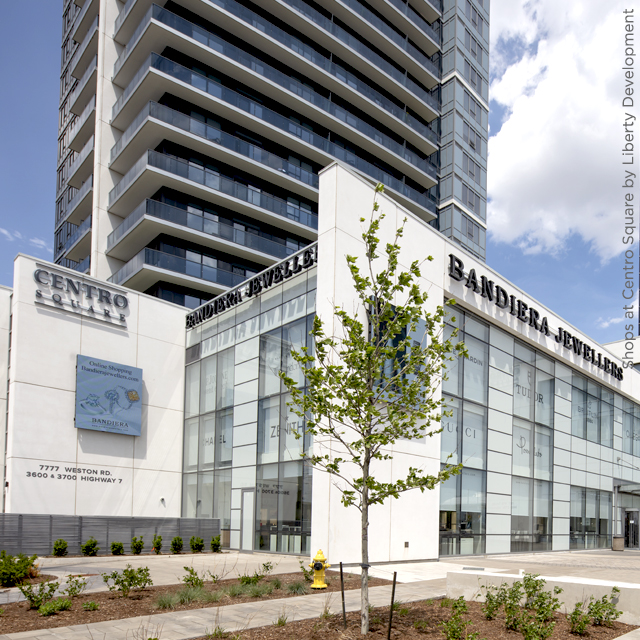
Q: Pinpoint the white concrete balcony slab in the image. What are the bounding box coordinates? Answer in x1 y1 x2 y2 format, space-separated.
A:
60 175 93 228
106 199 294 266
69 54 97 116
70 14 99 79
112 6 438 161
68 135 94 189
110 102 318 201
68 95 96 152
72 0 98 44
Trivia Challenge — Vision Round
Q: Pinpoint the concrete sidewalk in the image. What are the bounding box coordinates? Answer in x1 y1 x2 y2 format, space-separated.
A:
0 579 447 640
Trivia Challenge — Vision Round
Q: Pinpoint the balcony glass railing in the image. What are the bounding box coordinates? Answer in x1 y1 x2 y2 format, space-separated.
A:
110 102 318 188
109 247 247 288
109 150 320 228
70 14 99 72
113 6 438 153
70 54 97 107
69 95 96 143
59 175 93 228
280 0 439 82
112 56 437 211
69 135 95 180
72 0 97 40
383 0 441 43
58 215 92 259
337 0 440 64
114 0 137 38
108 199 300 260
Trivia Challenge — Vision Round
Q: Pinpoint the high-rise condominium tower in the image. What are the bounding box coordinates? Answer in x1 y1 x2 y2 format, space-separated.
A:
55 0 489 308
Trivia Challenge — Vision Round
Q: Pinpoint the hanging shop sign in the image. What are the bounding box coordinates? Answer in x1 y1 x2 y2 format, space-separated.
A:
448 254 623 381
33 267 129 326
186 244 317 329
75 355 143 436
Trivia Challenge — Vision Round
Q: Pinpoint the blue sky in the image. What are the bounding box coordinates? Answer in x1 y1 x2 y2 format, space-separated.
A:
0 1 633 346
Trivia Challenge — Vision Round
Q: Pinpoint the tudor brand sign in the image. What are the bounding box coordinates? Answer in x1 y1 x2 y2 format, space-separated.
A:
186 244 317 329
448 254 623 381
34 266 130 326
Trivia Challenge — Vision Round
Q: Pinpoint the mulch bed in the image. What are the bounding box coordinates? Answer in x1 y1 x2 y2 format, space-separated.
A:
193 599 637 640
0 571 389 634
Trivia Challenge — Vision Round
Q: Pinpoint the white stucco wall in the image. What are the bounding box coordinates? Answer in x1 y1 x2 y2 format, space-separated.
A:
0 285 11 510
313 163 446 563
4 255 186 517
312 162 640 563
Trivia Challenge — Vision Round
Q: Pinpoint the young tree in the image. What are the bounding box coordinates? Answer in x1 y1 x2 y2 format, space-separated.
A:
281 185 467 635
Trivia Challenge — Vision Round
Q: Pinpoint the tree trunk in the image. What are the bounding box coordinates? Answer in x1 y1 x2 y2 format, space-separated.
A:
361 462 370 635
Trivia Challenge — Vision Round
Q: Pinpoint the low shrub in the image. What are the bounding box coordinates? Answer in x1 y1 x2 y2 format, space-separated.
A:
102 564 153 597
83 601 99 611
19 581 59 609
227 583 248 598
182 566 205 588
0 551 39 587
211 535 221 553
38 598 71 617
272 577 282 590
131 536 144 555
52 539 68 557
588 587 622 626
569 601 591 636
63 575 88 598
248 583 273 598
152 534 162 554
190 536 205 553
298 559 313 583
170 536 183 554
81 537 99 557
110 541 125 556
439 596 476 640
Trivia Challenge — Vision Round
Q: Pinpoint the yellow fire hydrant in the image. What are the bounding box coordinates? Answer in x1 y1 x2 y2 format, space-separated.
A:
309 549 331 590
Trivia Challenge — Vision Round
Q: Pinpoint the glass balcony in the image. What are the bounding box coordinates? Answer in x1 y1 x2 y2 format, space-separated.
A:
68 135 94 186
69 95 96 150
58 255 91 274
280 0 440 82
113 6 438 152
110 102 318 189
69 54 97 113
114 0 137 38
108 150 320 229
70 14 99 77
108 199 299 261
112 56 437 213
59 175 93 228
116 1 438 126
384 0 441 43
109 247 247 288
56 216 92 260
337 0 440 63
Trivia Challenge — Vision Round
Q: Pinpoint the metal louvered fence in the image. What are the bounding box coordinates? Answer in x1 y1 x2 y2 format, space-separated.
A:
0 514 220 556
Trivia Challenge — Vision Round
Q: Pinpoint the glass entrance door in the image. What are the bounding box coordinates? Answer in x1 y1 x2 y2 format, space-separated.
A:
624 510 639 548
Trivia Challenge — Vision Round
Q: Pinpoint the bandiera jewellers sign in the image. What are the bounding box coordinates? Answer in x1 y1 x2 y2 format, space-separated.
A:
186 244 318 329
448 255 624 381
34 267 129 326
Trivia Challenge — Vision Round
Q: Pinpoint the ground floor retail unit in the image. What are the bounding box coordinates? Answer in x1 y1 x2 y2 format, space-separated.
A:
2 162 640 560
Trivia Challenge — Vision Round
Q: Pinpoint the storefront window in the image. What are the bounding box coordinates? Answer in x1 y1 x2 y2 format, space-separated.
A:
570 486 611 549
183 418 199 472
200 355 217 414
513 360 535 421
571 387 586 439
217 348 235 408
535 369 554 427
185 363 200 418
199 414 215 470
258 397 279 464
534 425 552 481
512 419 532 477
586 394 600 443
259 329 282 398
511 477 551 552
463 334 488 404
441 399 460 465
215 409 233 467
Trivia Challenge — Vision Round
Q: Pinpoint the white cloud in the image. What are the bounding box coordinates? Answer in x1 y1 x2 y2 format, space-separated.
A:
0 227 51 256
597 294 638 330
488 0 630 261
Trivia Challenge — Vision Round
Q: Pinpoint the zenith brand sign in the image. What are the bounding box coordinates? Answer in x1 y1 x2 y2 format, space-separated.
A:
34 268 129 326
186 245 317 328
448 254 623 381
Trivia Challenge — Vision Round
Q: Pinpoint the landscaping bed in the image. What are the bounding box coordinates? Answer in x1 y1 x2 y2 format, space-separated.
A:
193 599 637 640
0 571 390 634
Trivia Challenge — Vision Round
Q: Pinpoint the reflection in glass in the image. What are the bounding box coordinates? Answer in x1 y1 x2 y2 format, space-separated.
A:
200 355 217 415
463 335 488 404
571 388 586 438
215 409 233 467
259 329 282 398
258 397 280 464
586 395 600 443
513 360 534 421
217 348 235 408
440 399 460 465
199 414 215 470
183 418 199 472
185 363 200 418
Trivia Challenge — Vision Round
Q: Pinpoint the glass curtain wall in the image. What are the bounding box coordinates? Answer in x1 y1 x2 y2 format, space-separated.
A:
183 262 316 552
